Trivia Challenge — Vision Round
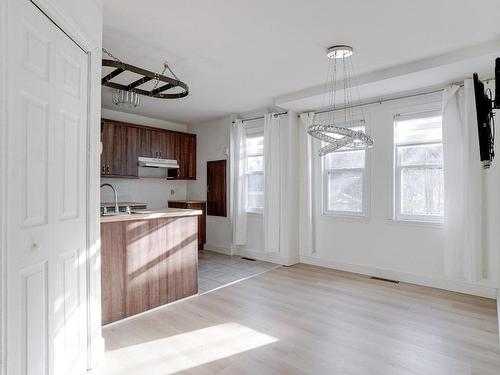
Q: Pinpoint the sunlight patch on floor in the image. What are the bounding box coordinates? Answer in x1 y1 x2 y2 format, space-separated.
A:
94 323 279 375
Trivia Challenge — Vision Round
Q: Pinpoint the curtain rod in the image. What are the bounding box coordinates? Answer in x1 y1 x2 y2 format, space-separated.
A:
298 77 496 117
232 111 288 124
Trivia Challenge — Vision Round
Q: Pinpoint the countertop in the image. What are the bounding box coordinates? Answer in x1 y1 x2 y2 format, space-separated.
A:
101 201 147 208
101 208 202 224
168 199 206 204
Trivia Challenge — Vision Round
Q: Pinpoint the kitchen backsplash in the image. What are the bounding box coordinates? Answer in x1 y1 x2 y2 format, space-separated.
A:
100 178 187 210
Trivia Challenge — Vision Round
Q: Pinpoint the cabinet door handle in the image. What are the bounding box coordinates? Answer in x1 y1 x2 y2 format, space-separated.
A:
159 151 162 158
102 165 105 173
106 165 110 174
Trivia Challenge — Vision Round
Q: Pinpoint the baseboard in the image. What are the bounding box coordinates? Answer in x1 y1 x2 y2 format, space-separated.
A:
203 244 233 256
235 248 298 266
300 255 498 299
88 335 105 370
497 291 500 348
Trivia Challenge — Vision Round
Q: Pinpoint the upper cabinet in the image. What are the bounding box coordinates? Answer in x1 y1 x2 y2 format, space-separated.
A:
101 120 139 178
176 132 196 179
101 119 196 180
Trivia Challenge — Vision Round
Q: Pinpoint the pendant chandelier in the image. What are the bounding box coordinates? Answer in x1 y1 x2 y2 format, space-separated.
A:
101 48 189 110
308 45 374 156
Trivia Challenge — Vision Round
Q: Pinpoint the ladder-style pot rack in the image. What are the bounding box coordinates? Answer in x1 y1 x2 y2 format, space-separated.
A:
101 59 189 99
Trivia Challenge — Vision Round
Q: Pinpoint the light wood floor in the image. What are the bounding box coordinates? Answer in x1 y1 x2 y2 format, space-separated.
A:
93 264 500 375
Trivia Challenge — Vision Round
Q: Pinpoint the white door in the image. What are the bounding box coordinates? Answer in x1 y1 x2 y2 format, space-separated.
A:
6 1 89 374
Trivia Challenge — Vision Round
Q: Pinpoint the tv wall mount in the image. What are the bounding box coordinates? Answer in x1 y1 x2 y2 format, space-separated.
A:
472 57 499 169
101 50 189 100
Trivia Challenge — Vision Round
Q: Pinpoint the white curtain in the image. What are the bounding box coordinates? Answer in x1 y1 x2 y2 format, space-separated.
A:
299 112 315 255
263 114 281 253
232 119 248 245
442 79 483 281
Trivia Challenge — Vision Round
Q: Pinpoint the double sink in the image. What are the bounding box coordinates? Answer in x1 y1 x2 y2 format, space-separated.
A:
100 183 148 217
100 205 151 217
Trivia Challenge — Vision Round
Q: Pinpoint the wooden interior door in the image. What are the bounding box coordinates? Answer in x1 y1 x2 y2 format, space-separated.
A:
7 1 89 374
207 160 227 216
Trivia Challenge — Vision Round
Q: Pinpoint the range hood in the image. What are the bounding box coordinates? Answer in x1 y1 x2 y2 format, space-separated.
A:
138 157 179 169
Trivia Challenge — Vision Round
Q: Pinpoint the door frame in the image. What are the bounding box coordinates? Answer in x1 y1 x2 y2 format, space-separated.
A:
0 0 103 373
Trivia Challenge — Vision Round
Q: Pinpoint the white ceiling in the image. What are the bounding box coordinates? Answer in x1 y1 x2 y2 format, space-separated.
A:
102 0 500 124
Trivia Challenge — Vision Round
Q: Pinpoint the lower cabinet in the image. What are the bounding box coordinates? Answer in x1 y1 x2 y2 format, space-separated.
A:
101 216 198 325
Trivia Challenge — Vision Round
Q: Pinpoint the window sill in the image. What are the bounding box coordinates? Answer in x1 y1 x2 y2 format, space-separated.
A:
246 210 263 216
389 218 444 229
321 212 369 222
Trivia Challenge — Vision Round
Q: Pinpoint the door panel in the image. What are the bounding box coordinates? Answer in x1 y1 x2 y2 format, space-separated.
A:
21 262 49 375
21 93 49 227
7 1 89 374
207 160 227 217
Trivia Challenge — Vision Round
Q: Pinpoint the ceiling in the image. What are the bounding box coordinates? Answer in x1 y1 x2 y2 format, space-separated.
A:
102 0 500 124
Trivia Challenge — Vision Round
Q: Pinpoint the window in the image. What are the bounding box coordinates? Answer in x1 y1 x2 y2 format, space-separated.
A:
394 111 444 222
246 121 264 212
323 126 367 217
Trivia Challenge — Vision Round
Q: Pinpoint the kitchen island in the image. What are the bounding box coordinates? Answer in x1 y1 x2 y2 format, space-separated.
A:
101 208 202 325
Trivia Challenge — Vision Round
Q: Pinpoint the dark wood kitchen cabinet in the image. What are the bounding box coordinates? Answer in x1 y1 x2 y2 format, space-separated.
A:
137 127 153 158
175 133 196 179
101 119 196 179
101 120 139 178
151 130 176 160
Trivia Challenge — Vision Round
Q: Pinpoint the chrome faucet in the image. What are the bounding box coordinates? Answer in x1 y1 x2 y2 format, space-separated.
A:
100 183 119 214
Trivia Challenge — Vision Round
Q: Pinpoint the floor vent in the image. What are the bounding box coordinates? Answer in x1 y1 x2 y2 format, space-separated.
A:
241 257 256 261
370 276 400 284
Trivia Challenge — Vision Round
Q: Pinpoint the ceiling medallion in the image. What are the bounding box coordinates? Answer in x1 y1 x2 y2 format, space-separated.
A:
101 48 189 110
308 45 374 156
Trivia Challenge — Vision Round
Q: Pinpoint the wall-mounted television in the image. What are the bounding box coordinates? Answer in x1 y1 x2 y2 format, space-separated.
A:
472 58 499 169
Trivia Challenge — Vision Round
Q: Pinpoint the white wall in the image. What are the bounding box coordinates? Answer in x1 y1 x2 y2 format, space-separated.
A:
100 109 189 209
301 91 499 297
187 116 232 253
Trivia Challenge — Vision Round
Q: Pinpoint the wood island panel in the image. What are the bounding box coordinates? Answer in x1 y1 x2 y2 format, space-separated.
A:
101 216 198 325
168 201 206 249
101 222 126 325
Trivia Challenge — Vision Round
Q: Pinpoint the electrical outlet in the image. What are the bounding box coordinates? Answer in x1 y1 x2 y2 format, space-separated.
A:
170 189 175 195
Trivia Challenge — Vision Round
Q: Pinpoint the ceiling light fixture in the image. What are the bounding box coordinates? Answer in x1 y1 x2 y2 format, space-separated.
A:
308 45 374 156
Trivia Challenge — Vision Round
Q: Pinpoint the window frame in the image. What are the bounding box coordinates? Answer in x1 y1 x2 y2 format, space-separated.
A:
393 110 444 223
245 120 264 214
321 122 370 219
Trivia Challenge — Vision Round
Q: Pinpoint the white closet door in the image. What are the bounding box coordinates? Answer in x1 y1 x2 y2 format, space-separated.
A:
6 1 89 375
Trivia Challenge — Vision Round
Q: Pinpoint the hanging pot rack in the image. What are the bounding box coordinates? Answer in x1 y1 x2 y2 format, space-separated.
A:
101 59 189 99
